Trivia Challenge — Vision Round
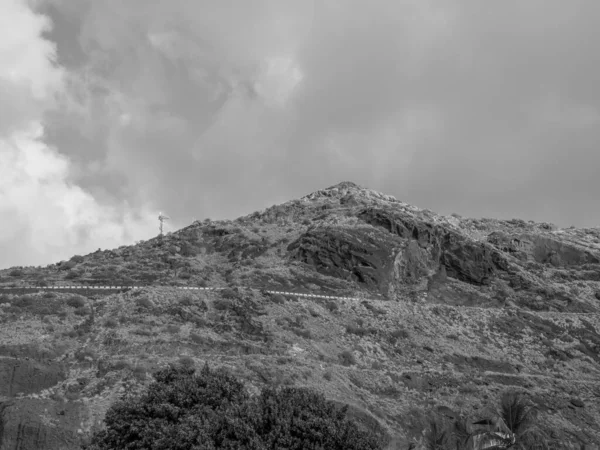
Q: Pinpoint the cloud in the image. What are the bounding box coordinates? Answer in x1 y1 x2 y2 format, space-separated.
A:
3 0 600 268
0 0 155 269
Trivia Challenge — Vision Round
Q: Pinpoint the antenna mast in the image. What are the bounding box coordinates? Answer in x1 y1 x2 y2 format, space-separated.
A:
158 211 170 236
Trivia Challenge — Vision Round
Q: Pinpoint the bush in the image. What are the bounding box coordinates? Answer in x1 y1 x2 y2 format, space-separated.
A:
66 296 86 308
339 350 357 366
178 296 194 306
213 298 232 311
135 297 154 309
292 328 312 339
325 300 339 312
84 364 384 450
104 318 118 328
271 293 285 304
70 255 85 263
165 324 181 334
346 324 367 336
12 295 36 308
59 261 77 271
189 332 205 344
389 327 410 342
74 306 90 316
65 270 81 279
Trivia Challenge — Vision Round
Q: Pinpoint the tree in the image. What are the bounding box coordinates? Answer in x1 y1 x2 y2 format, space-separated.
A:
84 363 384 450
494 391 550 449
422 416 451 450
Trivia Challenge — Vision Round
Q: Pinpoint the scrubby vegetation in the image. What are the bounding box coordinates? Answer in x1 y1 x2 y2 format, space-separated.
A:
83 363 385 450
411 391 556 449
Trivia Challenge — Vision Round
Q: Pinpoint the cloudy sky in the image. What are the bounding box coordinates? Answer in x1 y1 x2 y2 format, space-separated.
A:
2 0 600 269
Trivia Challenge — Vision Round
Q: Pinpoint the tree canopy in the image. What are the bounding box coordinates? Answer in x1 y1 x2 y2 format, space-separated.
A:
84 363 385 450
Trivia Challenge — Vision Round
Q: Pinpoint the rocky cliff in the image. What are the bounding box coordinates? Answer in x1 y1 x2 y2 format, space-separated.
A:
1 181 599 449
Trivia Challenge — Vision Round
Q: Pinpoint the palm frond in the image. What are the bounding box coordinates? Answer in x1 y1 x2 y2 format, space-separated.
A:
498 392 537 435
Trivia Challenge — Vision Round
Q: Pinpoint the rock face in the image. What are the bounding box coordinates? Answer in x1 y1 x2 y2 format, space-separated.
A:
487 232 600 266
287 227 406 293
288 205 515 299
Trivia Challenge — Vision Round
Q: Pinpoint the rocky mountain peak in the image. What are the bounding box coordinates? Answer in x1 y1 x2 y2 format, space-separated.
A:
301 181 399 205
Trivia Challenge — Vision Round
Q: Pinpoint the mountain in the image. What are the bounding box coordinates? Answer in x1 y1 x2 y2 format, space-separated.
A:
0 181 599 449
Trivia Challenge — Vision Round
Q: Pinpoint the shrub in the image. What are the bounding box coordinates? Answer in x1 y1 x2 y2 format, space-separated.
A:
221 288 238 300
84 364 384 450
42 292 56 299
389 328 410 342
74 306 89 316
9 268 23 277
70 255 85 263
135 297 154 309
165 324 181 334
178 296 194 306
66 296 86 308
65 270 81 279
178 356 195 367
213 298 232 311
59 261 77 271
346 324 375 337
104 318 118 328
308 307 320 317
339 350 357 366
189 332 205 344
325 300 339 312
271 293 285 304
12 295 36 308
132 327 153 336
292 328 312 339
75 348 97 362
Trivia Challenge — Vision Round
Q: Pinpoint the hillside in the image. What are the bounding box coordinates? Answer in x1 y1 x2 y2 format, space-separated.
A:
1 181 599 449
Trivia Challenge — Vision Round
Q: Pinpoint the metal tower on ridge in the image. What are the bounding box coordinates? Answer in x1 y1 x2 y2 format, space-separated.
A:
158 211 170 236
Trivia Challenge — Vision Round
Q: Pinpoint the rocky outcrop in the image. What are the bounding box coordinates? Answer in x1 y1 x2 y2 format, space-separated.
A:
487 232 600 267
287 227 405 295
358 208 511 286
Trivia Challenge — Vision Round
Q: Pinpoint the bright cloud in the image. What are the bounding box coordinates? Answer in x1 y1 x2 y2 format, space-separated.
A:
0 0 155 268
